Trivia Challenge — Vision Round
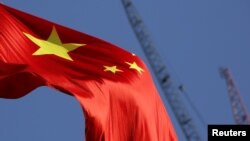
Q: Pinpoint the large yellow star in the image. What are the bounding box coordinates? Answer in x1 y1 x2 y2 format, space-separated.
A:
125 61 144 74
23 27 85 61
104 65 123 74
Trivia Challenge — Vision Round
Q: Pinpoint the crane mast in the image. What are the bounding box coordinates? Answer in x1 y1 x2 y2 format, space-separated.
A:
220 67 250 124
121 0 202 140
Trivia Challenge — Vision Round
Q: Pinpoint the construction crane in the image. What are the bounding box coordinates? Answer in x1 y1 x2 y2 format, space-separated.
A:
220 67 250 124
121 0 202 140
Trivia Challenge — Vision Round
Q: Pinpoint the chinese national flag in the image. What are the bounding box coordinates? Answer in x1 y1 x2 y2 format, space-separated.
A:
0 3 178 141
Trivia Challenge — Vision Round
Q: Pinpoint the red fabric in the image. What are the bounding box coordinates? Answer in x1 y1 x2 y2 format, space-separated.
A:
0 4 178 141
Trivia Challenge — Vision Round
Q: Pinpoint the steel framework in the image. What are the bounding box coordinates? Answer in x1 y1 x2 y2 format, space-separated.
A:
121 0 202 140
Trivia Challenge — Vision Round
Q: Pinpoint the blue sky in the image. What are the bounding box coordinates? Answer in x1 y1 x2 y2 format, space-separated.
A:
1 0 250 141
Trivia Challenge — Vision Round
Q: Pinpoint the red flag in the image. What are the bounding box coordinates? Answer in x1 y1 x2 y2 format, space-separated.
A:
0 3 178 141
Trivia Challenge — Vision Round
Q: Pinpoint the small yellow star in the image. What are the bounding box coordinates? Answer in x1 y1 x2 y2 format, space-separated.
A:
125 61 144 74
23 26 85 61
104 65 123 74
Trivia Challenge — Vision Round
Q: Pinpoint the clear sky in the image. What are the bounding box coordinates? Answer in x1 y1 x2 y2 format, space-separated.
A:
1 0 250 141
